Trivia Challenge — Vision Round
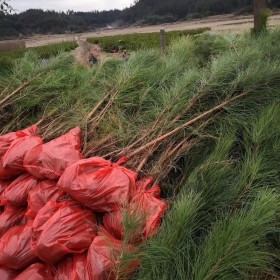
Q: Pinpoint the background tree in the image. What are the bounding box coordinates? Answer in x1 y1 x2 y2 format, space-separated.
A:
0 0 278 39
253 0 268 32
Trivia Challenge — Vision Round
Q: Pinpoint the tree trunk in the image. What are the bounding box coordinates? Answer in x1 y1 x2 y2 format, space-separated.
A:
254 0 267 32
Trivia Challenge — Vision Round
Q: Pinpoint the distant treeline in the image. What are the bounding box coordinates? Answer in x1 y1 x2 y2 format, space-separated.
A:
123 0 279 23
0 9 122 38
0 0 279 39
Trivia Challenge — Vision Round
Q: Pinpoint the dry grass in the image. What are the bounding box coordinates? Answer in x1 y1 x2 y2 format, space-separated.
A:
0 40 26 52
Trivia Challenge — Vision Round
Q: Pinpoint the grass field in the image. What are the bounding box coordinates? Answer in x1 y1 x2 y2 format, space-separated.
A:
87 28 210 52
0 41 77 70
0 28 210 69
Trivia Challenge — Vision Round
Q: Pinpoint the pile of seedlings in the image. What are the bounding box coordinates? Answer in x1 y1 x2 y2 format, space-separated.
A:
0 28 280 279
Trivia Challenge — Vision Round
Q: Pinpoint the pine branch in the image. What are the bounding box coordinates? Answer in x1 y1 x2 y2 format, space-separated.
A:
128 90 252 159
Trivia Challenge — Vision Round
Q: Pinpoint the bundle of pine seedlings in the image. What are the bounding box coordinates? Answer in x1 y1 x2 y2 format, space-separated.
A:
1 28 280 279
136 102 280 279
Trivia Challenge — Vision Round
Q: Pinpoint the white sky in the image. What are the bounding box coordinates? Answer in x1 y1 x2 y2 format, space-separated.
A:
11 0 135 13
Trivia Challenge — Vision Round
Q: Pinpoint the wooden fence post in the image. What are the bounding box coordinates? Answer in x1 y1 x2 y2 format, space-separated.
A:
253 0 267 33
160 29 166 55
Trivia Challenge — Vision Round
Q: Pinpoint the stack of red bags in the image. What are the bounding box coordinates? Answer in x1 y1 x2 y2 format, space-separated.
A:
0 125 168 280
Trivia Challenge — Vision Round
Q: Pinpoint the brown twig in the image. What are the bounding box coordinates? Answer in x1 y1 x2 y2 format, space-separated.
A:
0 111 27 134
85 91 111 123
118 113 170 157
0 74 41 108
118 85 189 156
137 112 215 174
89 88 121 127
41 112 68 140
42 123 65 141
153 139 197 187
0 81 12 97
136 143 160 173
84 135 118 157
128 91 251 159
35 100 60 127
135 121 172 173
83 91 112 152
168 73 215 127
83 78 130 153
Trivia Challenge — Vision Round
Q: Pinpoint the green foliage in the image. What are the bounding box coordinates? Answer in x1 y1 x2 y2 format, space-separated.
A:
192 190 279 280
137 190 279 280
260 8 272 32
0 41 77 72
87 28 210 52
252 8 272 35
193 32 229 64
123 0 254 23
136 191 204 280
141 15 177 25
136 100 280 278
1 28 280 280
0 9 122 39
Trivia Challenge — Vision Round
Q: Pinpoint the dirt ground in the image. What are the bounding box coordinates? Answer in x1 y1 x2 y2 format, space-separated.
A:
4 12 280 48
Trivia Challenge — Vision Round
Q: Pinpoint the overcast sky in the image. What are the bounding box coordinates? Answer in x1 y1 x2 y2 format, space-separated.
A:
11 0 135 13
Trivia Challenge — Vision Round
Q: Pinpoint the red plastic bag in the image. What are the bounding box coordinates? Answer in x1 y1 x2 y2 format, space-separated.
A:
87 229 139 280
58 157 137 212
0 136 43 180
0 125 38 159
0 221 38 269
26 180 59 218
103 209 123 240
32 200 97 264
14 263 53 280
24 127 82 180
0 174 38 207
0 266 19 280
103 178 168 240
0 180 11 199
54 253 89 280
0 205 26 238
